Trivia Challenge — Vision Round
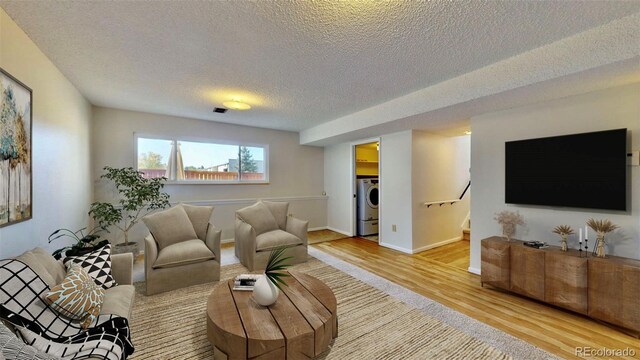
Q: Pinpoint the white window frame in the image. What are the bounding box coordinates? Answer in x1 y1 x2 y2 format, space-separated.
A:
134 133 270 185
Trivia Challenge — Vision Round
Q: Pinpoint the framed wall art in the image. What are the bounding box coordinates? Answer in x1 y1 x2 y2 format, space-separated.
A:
0 68 32 227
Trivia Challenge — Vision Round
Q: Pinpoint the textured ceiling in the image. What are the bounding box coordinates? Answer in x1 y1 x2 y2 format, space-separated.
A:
1 1 639 132
301 12 640 145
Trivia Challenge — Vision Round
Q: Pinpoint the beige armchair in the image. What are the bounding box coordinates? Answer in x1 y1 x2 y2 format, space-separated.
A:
142 203 221 295
235 201 308 271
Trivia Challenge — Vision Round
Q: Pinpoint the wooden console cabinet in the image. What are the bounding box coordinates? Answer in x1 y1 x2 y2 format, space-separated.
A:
481 236 640 335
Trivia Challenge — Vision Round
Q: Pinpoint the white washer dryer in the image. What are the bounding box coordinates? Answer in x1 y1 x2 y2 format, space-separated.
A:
357 178 379 236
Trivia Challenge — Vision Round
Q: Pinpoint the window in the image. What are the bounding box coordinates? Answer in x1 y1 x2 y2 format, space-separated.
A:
137 137 171 179
135 135 268 183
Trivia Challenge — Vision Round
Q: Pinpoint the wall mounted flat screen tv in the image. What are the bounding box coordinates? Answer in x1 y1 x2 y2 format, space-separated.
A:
505 129 627 211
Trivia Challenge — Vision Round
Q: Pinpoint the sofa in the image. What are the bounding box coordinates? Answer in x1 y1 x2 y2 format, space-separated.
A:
235 201 308 271
0 247 134 359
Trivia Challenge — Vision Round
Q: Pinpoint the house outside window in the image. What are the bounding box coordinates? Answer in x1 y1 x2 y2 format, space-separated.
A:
135 135 268 184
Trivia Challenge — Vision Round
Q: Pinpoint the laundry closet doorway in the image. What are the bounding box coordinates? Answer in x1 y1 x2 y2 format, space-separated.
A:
352 140 380 243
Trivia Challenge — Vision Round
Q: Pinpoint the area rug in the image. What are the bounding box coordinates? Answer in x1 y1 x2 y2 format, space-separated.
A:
307 248 558 360
128 255 554 360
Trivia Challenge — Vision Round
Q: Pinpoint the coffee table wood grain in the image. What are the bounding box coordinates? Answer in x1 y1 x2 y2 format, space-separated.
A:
207 271 338 359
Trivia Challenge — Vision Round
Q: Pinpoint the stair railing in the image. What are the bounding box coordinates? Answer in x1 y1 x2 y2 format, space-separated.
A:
422 180 471 208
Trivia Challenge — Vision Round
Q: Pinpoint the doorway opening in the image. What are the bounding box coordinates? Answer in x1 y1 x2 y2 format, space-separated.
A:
353 141 379 242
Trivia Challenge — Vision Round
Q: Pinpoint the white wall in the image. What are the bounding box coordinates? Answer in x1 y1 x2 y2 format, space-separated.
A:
0 9 93 257
324 130 471 253
162 196 327 242
379 130 413 252
412 132 470 251
470 84 640 273
323 143 353 235
91 107 326 243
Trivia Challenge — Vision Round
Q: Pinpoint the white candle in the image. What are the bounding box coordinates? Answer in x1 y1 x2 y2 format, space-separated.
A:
585 225 589 240
579 228 583 243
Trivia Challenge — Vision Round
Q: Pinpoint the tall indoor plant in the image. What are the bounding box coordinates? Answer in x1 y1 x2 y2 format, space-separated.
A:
89 166 170 255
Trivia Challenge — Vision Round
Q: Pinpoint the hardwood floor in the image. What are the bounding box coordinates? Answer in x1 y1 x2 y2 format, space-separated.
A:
312 237 640 360
307 229 351 244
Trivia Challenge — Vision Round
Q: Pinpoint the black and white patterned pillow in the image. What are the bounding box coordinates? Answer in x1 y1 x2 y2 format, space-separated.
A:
64 244 116 289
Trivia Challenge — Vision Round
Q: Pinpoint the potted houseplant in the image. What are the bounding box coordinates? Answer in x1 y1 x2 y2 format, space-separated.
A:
253 246 292 306
89 166 170 257
48 226 109 260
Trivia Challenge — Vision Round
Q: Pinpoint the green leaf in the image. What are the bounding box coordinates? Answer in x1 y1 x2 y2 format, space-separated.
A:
82 235 100 243
268 264 289 274
51 248 67 260
267 273 289 290
267 269 289 276
269 273 289 284
267 266 292 273
270 256 293 268
269 278 287 290
264 246 292 288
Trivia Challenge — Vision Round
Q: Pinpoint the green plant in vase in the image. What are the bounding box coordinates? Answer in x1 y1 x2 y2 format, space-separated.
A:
253 246 292 306
89 166 170 256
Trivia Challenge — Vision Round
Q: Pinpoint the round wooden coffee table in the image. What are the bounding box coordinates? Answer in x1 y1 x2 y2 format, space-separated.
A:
207 271 338 360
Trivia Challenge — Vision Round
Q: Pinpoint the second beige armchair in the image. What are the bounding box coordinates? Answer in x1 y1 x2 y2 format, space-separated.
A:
142 203 221 295
235 201 308 271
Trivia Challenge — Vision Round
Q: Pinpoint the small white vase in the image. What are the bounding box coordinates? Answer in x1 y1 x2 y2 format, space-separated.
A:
253 274 279 306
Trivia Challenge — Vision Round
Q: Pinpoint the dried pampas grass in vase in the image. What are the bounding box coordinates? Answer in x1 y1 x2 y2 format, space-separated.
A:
494 210 525 241
552 225 574 252
586 219 618 258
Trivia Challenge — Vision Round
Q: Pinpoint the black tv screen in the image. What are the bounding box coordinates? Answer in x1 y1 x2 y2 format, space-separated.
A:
505 129 627 211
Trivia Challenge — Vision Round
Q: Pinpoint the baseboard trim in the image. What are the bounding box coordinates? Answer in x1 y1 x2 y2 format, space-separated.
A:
379 242 413 254
412 236 463 254
467 267 481 275
327 227 353 237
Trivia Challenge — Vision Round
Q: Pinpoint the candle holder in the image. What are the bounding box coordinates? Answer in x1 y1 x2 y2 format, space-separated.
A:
584 238 589 258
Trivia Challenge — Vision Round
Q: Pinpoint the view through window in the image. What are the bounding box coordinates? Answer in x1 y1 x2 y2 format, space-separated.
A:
136 136 267 182
137 138 171 179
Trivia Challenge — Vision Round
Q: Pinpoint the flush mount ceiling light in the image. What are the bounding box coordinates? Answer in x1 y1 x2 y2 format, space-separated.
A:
222 99 251 110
